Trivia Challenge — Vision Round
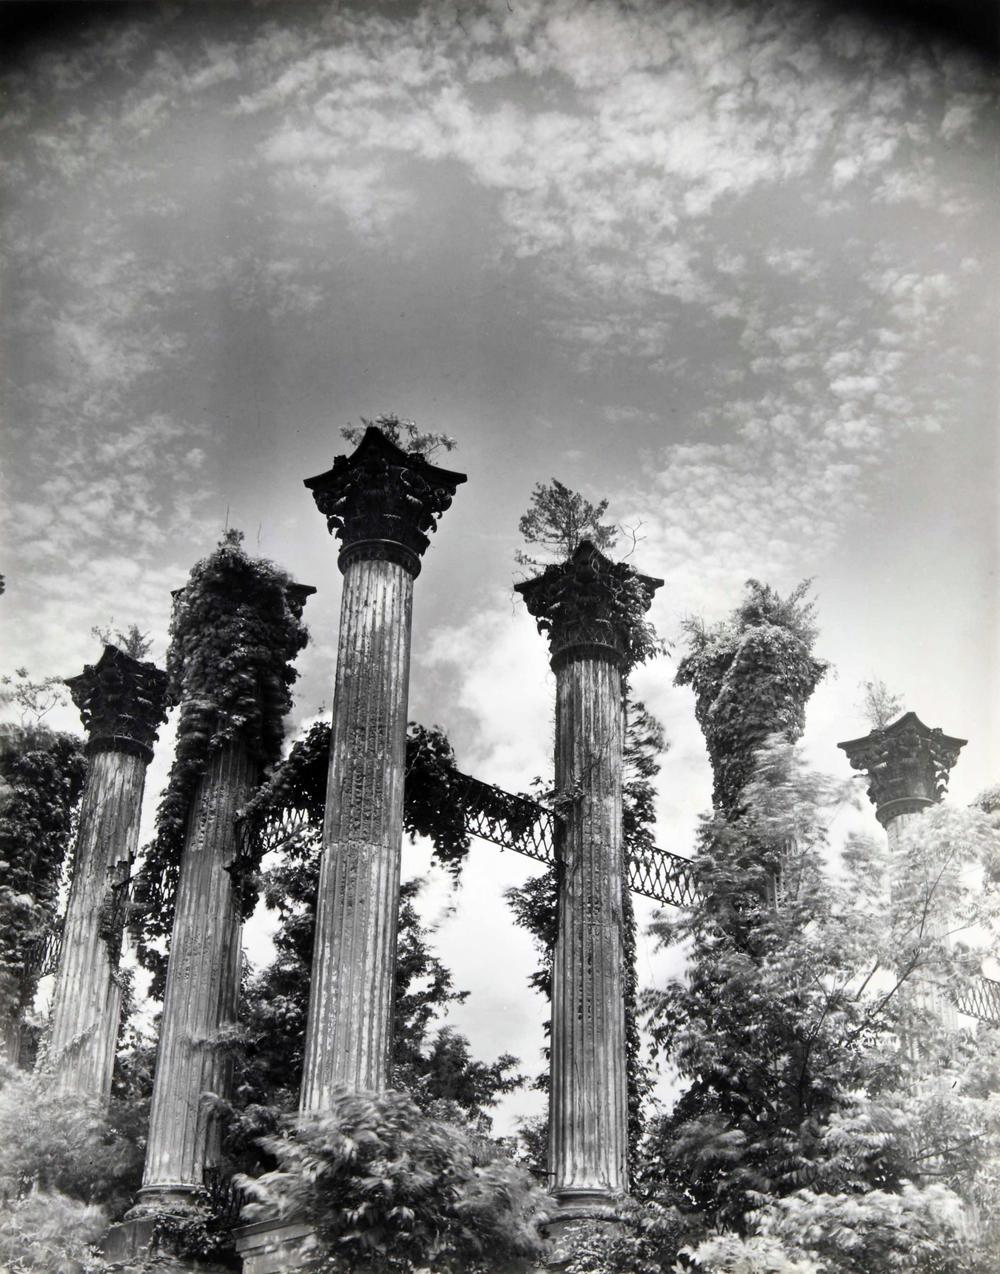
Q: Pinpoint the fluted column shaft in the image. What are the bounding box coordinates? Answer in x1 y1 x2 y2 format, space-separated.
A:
300 557 413 1108
139 739 257 1200
550 652 628 1200
47 747 147 1099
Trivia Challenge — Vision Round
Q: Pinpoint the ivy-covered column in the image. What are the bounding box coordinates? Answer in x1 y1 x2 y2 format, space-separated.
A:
516 542 660 1214
45 646 168 1100
106 533 312 1265
299 426 465 1106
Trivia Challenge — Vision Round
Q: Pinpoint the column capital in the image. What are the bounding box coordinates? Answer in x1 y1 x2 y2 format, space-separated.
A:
838 711 967 825
515 541 662 672
304 426 467 578
65 646 169 763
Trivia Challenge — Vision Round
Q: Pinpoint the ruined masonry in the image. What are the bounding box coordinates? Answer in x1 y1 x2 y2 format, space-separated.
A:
105 575 313 1269
517 544 660 1225
47 646 168 1101
300 427 466 1104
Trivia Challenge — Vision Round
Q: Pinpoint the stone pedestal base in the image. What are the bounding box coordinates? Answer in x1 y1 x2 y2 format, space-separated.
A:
102 1210 233 1273
536 1193 625 1271
234 1218 320 1274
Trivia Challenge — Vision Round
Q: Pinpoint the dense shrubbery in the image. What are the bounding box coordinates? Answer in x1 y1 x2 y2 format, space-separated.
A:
239 1088 548 1274
0 724 87 1060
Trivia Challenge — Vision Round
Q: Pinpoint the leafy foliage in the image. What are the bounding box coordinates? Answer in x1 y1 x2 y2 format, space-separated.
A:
516 477 618 568
239 1089 548 1274
858 676 904 731
135 530 310 997
0 1190 110 1274
227 722 527 1179
88 622 153 661
341 412 457 460
0 668 70 726
0 724 86 1058
674 580 827 815
0 1069 142 1216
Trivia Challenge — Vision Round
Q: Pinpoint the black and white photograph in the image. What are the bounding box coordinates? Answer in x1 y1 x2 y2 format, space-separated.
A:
0 2 997 1270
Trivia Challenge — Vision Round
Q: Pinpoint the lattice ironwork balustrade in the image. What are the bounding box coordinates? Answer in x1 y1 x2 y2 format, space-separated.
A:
25 925 63 980
955 975 1000 1026
228 769 1000 1027
235 768 698 908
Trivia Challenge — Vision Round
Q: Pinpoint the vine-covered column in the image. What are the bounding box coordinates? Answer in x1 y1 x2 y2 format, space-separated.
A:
300 425 465 1105
516 542 660 1210
46 646 168 1100
108 533 312 1259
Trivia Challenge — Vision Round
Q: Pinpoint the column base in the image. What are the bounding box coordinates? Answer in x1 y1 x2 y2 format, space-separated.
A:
234 1218 320 1274
536 1191 626 1271
103 1189 237 1273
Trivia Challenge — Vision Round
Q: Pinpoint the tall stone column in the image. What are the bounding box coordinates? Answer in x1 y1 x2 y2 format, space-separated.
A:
839 711 967 1034
46 646 168 1100
137 737 258 1203
516 542 661 1209
300 426 465 1107
105 547 313 1270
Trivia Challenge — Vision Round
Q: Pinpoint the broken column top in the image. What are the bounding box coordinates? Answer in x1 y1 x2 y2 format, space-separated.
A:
515 540 662 672
304 426 467 578
65 645 170 762
838 711 967 825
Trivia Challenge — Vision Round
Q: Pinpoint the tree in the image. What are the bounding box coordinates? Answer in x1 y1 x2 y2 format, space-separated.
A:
89 622 153 661
628 580 1000 1272
225 721 527 1181
341 413 457 460
0 723 87 1064
515 478 618 568
858 676 904 730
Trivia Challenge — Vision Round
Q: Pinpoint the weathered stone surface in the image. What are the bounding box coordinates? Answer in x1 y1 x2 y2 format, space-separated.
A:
299 429 464 1109
838 711 966 826
550 653 629 1199
304 426 466 577
300 556 413 1104
138 738 257 1198
46 748 146 1099
65 644 169 762
234 1218 321 1274
516 541 662 1204
46 647 167 1100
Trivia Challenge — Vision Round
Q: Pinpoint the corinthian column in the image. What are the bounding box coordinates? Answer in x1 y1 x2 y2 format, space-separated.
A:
46 647 168 1100
838 711 966 849
300 426 465 1107
138 737 258 1203
516 542 661 1207
839 711 967 1036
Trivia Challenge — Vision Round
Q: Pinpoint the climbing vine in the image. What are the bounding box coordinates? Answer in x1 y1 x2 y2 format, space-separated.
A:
135 531 310 997
0 724 86 1059
237 719 473 891
674 579 828 816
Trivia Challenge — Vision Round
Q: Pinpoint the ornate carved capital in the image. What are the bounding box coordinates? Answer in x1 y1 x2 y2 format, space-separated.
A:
304 426 467 578
515 541 662 672
65 646 169 763
838 711 966 825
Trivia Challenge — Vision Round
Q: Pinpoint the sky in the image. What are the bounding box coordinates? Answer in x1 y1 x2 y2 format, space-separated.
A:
1 0 997 1135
